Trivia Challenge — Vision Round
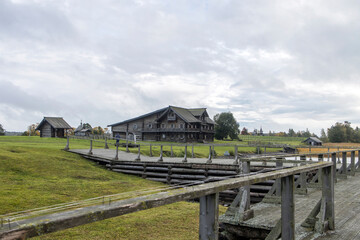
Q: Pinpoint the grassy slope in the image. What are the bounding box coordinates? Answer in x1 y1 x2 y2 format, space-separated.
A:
0 136 225 239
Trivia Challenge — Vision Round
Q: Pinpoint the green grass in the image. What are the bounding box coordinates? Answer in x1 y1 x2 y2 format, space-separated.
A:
238 135 306 145
0 136 226 239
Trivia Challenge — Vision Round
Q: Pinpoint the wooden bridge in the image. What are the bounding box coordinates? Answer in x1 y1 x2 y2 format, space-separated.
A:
1 138 360 239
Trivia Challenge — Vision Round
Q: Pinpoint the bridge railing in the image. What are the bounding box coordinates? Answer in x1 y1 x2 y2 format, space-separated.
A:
0 161 334 240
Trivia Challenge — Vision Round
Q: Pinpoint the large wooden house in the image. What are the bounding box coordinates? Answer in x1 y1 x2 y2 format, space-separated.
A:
36 117 72 138
108 106 215 142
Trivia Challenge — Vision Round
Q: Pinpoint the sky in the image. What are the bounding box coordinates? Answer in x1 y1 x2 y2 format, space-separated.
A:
1 0 360 134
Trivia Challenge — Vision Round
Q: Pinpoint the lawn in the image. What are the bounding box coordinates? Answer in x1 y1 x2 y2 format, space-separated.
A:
0 136 225 240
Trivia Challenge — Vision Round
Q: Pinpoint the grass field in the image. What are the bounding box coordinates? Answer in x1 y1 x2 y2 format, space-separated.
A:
0 136 226 240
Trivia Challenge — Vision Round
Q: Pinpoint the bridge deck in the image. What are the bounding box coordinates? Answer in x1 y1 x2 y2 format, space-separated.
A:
222 173 360 239
69 148 242 165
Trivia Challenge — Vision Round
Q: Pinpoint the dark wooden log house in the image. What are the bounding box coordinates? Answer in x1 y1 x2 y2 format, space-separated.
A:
108 106 215 142
36 117 72 138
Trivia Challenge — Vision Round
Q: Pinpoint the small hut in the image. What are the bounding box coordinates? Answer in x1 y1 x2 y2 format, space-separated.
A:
74 122 92 137
36 117 72 138
302 137 322 146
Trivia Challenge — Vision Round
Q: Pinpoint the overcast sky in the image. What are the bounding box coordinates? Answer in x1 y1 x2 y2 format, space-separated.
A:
1 0 360 134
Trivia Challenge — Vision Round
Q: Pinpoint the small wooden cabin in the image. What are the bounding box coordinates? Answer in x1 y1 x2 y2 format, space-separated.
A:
36 117 72 138
303 137 323 146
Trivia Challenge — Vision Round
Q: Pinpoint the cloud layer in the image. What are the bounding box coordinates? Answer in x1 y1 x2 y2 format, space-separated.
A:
1 0 360 133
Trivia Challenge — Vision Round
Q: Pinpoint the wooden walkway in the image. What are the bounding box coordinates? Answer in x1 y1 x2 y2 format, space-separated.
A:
221 172 360 239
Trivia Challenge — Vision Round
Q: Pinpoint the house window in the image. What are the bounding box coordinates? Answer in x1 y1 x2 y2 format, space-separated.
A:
171 123 175 128
179 123 184 129
148 123 152 129
161 124 165 129
133 124 137 130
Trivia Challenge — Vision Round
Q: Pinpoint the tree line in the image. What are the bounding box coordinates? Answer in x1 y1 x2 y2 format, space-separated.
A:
322 121 360 143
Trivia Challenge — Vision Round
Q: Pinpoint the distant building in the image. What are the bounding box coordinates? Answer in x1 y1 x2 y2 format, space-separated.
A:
74 121 92 137
303 137 322 146
108 106 215 142
36 117 72 138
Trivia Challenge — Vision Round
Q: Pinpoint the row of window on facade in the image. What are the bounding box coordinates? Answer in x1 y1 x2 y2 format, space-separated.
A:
132 123 213 130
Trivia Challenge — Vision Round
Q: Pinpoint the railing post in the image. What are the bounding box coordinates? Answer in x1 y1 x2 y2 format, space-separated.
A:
233 145 238 165
264 146 266 154
212 145 215 158
104 137 109 149
64 136 70 150
276 160 283 197
171 144 174 157
207 145 212 164
243 161 251 210
300 155 307 193
351 151 355 176
114 143 119 161
182 145 188 163
340 152 347 178
149 144 152 157
318 154 323 186
135 145 141 161
158 145 163 162
191 145 195 158
331 153 337 183
281 175 295 240
199 193 219 240
315 165 335 233
88 140 93 155
126 139 129 153
357 150 360 171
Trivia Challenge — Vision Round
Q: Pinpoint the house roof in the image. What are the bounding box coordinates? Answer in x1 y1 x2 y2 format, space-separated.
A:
169 106 201 123
107 107 168 127
36 117 72 130
303 137 322 143
108 106 215 127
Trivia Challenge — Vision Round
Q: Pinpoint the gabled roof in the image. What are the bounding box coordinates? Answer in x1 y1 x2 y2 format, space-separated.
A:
303 137 322 143
188 108 206 117
205 117 215 125
36 117 72 130
169 106 201 123
107 107 168 127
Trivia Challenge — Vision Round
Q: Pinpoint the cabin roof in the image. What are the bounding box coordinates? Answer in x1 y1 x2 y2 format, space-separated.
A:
303 137 322 143
169 106 202 123
36 117 72 130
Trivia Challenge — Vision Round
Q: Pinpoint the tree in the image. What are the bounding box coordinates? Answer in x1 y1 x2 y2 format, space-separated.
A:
288 128 296 137
320 128 328 142
23 123 40 136
214 112 240 140
92 126 104 135
0 124 5 135
327 122 347 142
240 127 249 135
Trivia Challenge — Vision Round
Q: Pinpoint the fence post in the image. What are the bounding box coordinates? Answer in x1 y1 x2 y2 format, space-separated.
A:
300 155 307 193
199 193 219 240
276 160 283 197
357 150 360 171
64 136 70 150
281 175 295 240
149 144 152 157
351 151 355 176
135 145 141 161
158 145 163 162
182 145 188 163
104 137 109 149
126 139 129 153
212 145 215 158
233 145 238 165
316 165 335 233
207 146 212 164
318 154 323 186
191 145 195 158
88 140 93 155
171 145 174 157
332 153 337 183
243 161 251 210
114 143 119 161
340 152 347 178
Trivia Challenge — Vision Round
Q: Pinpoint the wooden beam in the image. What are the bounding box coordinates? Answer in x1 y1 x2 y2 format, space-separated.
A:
199 193 219 240
281 175 295 240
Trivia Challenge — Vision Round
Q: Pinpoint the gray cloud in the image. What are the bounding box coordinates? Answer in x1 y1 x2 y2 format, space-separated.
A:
1 0 360 134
